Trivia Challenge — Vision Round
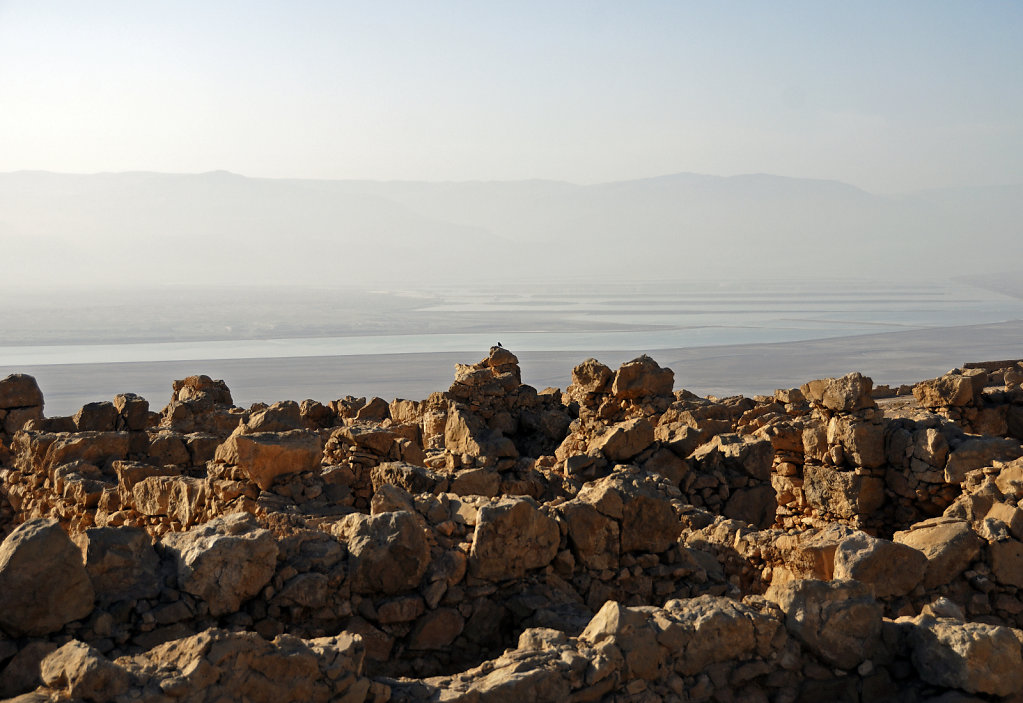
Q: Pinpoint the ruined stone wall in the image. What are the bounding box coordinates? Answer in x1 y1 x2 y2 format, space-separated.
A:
2 353 1023 702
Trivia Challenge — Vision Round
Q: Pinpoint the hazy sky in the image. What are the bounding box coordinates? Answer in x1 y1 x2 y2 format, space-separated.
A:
1 1 1021 193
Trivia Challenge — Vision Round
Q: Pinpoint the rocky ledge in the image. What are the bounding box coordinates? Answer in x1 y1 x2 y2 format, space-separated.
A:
3 349 1023 702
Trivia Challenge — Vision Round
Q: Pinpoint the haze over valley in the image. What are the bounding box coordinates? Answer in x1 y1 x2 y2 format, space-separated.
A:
3 170 1022 290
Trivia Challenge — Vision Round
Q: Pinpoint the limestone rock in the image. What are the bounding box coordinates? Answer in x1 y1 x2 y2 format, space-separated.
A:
913 427 950 468
800 372 874 412
39 640 128 702
469 496 560 580
172 374 234 405
558 499 620 570
115 628 367 703
73 401 119 432
589 417 654 462
0 641 58 699
214 429 322 490
827 415 885 468
914 373 983 408
611 355 674 400
450 467 502 497
371 461 447 496
340 510 430 594
995 458 1023 497
2 404 42 434
908 616 1023 696
773 523 858 583
766 578 881 670
113 392 150 431
570 358 613 395
803 464 884 519
243 400 305 433
444 406 517 458
78 526 161 602
409 608 465 650
894 519 982 589
0 518 95 637
689 433 773 481
658 596 769 676
132 475 207 526
42 431 130 472
989 538 1023 588
944 436 1023 484
161 513 279 616
581 600 665 680
832 531 927 598
0 373 43 409
576 472 682 553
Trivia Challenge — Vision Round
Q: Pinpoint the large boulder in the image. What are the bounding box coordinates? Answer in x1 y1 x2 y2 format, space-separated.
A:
827 416 885 469
589 417 654 463
913 373 984 408
469 497 560 580
132 475 208 527
113 392 150 431
242 400 304 433
569 358 613 395
160 513 279 616
772 523 858 584
577 472 682 553
803 464 884 519
893 518 982 589
611 355 674 400
444 406 517 458
214 429 322 490
689 433 773 481
42 432 130 472
171 374 233 405
0 518 95 636
800 372 874 412
657 596 772 676
0 373 43 409
557 499 620 570
580 600 664 680
40 641 128 702
832 531 927 598
338 510 430 594
908 615 1023 696
766 579 882 670
73 402 119 432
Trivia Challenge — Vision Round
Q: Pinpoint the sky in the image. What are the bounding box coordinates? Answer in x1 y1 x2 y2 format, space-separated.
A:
1 1 1021 194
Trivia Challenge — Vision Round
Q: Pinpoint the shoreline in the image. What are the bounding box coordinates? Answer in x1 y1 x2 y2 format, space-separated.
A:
4 319 1022 416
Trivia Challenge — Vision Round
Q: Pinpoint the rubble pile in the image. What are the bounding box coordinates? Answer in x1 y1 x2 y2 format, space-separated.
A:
2 349 1023 702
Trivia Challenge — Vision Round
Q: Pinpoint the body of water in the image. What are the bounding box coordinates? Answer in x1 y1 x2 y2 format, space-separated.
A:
2 279 1021 367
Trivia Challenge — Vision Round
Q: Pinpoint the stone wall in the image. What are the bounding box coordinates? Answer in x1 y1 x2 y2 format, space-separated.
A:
2 352 1023 701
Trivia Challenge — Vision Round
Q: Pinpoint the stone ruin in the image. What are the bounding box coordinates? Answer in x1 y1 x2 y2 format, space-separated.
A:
2 350 1023 701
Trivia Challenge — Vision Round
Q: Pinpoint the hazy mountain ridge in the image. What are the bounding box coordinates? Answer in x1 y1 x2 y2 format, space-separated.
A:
2 170 1020 288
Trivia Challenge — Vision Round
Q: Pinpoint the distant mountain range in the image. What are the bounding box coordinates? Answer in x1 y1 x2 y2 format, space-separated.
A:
1 170 1020 288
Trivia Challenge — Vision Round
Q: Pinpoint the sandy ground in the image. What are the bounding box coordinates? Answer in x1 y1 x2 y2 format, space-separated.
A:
5 320 1022 417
